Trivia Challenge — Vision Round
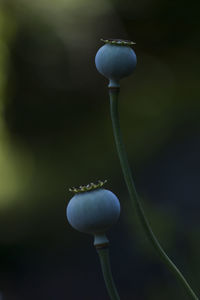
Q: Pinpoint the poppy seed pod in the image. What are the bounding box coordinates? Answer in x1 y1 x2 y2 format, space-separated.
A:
67 181 120 246
95 38 137 87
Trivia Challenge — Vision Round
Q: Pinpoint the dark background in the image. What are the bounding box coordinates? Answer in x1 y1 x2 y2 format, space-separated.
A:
0 0 199 299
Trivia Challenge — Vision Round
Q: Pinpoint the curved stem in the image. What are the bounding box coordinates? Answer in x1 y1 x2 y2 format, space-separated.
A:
96 247 121 300
109 88 199 300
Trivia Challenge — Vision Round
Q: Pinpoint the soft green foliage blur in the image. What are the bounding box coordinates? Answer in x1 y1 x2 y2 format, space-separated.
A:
0 0 199 299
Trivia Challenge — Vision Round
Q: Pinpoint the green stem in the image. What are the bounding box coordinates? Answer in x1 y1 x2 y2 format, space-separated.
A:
96 247 121 300
109 88 199 300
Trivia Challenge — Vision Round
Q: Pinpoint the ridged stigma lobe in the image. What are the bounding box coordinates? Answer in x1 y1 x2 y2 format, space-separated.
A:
69 180 107 193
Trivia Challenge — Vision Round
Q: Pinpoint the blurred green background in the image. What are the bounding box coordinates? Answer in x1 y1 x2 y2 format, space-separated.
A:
0 0 199 299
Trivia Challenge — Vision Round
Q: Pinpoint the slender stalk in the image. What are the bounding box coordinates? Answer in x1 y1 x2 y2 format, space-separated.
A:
96 247 121 300
109 88 199 300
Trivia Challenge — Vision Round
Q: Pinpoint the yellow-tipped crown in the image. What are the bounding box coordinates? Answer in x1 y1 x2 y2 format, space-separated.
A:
69 180 107 193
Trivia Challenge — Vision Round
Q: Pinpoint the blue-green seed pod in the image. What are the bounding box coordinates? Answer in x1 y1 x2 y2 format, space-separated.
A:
95 38 137 88
67 181 120 245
